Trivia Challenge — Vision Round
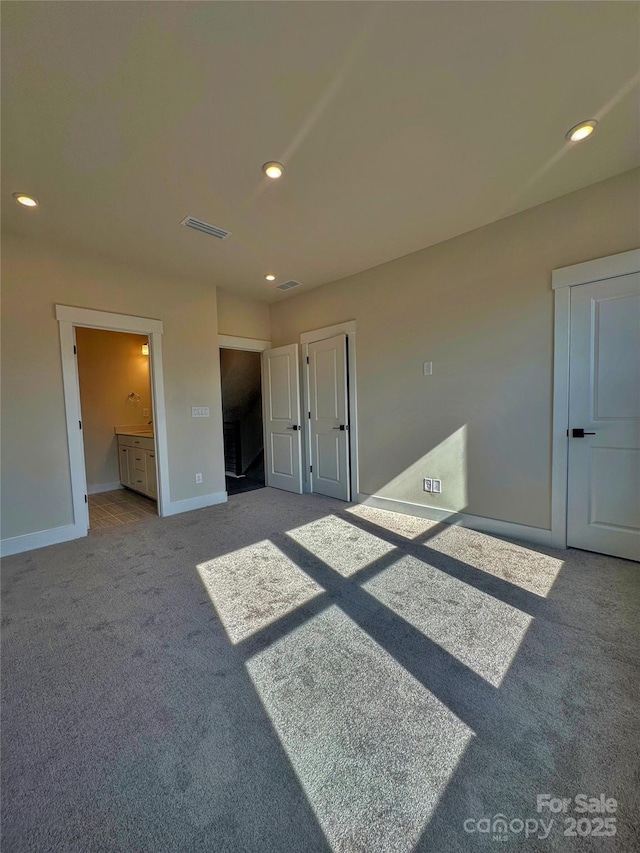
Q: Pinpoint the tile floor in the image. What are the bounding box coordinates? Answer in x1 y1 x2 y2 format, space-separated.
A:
88 489 157 529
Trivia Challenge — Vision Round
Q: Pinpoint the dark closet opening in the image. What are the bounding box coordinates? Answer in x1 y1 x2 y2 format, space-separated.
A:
220 348 265 496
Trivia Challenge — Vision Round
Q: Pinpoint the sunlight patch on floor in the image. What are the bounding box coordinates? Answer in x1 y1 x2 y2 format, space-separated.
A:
345 504 439 540
246 605 473 853
363 556 532 687
197 540 323 644
348 504 564 597
419 528 564 597
286 514 396 577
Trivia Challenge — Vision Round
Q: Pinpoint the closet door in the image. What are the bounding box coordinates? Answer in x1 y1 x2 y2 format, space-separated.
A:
308 334 350 501
261 344 303 494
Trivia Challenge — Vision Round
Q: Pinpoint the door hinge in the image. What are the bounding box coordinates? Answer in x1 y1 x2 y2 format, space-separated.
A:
306 356 310 364
73 345 77 355
79 420 82 430
310 465 313 473
84 494 87 504
308 411 311 419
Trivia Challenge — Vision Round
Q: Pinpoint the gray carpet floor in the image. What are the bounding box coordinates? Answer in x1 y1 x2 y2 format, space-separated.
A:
2 488 639 852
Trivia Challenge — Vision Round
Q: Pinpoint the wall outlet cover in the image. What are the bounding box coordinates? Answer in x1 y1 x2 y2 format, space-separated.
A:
423 478 432 492
195 473 203 484
432 479 442 493
423 362 433 376
192 407 210 418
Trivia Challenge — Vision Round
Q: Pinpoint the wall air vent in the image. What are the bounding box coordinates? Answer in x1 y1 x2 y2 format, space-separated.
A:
180 216 230 240
276 280 303 291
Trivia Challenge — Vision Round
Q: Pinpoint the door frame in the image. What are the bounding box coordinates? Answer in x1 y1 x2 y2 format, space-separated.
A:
300 321 359 501
218 335 271 353
218 334 271 483
56 305 169 535
550 249 640 548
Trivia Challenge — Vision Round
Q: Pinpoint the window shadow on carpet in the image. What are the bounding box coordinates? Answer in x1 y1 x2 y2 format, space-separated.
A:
194 497 640 852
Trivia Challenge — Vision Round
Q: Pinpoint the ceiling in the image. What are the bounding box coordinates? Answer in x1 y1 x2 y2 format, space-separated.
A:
2 2 639 301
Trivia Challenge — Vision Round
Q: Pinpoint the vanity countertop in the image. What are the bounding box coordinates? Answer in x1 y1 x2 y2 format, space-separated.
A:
115 426 154 439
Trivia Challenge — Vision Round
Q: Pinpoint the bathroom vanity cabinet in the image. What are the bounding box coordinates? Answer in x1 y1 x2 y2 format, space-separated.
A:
117 433 157 499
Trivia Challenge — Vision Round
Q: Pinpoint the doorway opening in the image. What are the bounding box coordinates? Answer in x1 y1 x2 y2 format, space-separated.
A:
56 304 168 541
220 348 266 496
75 328 159 530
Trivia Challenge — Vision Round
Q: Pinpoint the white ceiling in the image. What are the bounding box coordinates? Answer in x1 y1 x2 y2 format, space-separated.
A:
3 2 639 301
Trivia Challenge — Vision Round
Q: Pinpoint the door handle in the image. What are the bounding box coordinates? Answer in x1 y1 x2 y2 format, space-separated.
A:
332 425 348 431
571 428 596 438
286 425 300 430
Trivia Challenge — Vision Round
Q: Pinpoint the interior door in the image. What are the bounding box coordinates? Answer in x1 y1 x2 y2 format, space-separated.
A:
567 272 640 561
261 344 303 494
308 334 350 501
73 326 90 531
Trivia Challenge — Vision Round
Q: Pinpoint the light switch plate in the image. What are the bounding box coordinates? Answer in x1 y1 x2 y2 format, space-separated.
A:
192 407 210 418
432 479 442 494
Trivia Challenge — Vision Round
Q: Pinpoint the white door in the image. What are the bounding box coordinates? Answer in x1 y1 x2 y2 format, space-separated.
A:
262 344 303 494
308 334 350 501
73 326 90 531
567 273 640 561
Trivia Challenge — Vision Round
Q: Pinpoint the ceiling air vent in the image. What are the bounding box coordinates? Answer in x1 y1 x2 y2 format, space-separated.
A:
180 216 230 240
276 280 302 291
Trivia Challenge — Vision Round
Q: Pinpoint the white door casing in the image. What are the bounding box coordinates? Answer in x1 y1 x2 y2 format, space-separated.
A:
262 343 303 494
551 249 640 552
308 334 350 501
567 273 640 561
56 305 168 539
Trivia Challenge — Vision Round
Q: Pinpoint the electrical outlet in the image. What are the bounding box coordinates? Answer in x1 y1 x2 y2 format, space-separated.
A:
423 478 432 492
195 473 203 484
423 362 433 376
192 407 210 418
432 479 442 494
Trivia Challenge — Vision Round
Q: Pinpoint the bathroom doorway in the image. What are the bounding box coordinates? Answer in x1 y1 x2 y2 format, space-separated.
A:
75 328 159 529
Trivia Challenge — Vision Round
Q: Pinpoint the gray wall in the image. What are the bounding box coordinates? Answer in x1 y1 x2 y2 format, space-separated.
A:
270 169 640 530
1 235 225 539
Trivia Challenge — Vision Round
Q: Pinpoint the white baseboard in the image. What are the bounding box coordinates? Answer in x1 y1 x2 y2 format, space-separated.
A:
87 482 122 495
0 522 87 558
162 490 228 518
1 491 229 555
356 493 553 548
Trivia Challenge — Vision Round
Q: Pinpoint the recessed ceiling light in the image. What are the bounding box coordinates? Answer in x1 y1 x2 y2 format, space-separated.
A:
13 192 38 208
566 120 597 143
264 274 276 281
262 161 284 179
